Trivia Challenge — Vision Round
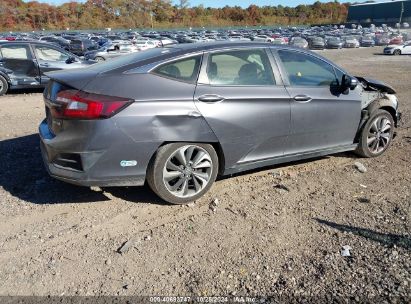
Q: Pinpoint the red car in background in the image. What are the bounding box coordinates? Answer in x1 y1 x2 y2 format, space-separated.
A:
389 36 404 45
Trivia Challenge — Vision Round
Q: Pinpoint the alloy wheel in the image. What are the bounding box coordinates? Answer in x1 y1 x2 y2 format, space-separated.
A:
162 145 213 198
367 116 392 154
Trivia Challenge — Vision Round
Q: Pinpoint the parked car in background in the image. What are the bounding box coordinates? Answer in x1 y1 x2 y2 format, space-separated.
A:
86 43 139 61
375 35 391 46
39 42 400 204
271 37 288 45
389 36 404 45
384 41 411 55
326 37 343 49
360 35 375 47
135 39 158 51
253 35 274 43
39 36 71 50
67 38 98 56
308 37 325 50
289 37 308 49
343 36 360 48
0 41 95 95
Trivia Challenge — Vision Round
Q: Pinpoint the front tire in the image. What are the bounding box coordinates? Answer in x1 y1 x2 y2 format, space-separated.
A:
147 143 218 204
393 49 401 55
0 75 9 96
355 110 395 158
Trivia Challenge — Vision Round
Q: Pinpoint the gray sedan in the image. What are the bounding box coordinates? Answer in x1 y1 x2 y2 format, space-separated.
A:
39 42 401 204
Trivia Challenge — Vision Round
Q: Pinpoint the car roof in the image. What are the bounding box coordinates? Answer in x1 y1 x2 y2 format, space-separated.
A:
0 40 60 47
48 41 347 82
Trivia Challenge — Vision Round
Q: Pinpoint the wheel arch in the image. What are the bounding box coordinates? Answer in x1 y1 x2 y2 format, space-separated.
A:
0 70 11 84
355 98 398 142
366 98 398 126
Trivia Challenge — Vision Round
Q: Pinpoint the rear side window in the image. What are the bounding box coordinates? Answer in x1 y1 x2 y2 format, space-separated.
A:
153 55 202 83
0 45 31 60
278 50 338 87
207 49 275 86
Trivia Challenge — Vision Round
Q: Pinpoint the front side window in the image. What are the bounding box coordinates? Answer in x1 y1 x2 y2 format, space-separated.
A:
207 49 275 86
34 46 70 62
277 50 338 87
0 45 31 60
153 55 202 83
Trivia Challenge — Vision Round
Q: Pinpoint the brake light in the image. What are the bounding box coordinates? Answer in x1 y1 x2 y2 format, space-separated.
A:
53 89 131 119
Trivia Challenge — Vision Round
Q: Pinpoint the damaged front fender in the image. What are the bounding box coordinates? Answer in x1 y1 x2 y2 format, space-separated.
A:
355 76 401 139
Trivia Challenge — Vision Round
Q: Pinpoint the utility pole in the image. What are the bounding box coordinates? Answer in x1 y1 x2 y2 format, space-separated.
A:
399 1 404 25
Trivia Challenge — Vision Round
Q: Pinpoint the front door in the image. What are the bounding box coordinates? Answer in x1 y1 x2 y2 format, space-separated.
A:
401 42 411 54
31 45 73 84
194 48 291 170
273 49 361 154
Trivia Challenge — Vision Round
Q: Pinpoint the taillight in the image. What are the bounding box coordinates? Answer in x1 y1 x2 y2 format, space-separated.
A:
52 89 132 120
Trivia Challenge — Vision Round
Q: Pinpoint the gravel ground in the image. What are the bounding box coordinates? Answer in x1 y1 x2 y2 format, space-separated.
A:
0 47 410 302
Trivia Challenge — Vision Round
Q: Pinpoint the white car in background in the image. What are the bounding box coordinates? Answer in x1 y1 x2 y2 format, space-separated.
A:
384 41 411 55
253 35 274 43
159 38 178 46
135 40 158 51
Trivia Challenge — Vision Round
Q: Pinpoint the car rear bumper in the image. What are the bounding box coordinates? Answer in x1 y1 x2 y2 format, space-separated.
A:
39 119 149 187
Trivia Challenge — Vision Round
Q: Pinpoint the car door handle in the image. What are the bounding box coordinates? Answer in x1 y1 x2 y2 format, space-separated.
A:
293 95 312 103
198 94 225 103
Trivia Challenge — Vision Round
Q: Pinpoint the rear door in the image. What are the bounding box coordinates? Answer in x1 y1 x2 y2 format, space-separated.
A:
194 48 291 170
0 43 39 86
273 48 361 154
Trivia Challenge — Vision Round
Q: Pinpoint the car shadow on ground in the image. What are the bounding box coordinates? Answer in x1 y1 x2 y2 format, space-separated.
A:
0 133 166 205
1 133 362 206
315 218 411 250
7 88 45 95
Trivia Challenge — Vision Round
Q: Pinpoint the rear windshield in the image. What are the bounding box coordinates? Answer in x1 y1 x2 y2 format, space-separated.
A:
84 47 180 74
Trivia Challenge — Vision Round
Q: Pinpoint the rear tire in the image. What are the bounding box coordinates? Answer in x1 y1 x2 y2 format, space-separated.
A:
355 110 395 158
393 49 401 55
147 143 218 204
0 75 9 96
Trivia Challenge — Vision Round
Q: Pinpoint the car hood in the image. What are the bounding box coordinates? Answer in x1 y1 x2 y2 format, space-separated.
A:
356 76 396 94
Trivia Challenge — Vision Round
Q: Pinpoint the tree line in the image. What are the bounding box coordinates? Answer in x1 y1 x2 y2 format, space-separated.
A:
0 0 349 32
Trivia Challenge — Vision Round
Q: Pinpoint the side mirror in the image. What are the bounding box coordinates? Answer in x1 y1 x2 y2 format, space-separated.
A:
65 56 76 64
342 74 358 90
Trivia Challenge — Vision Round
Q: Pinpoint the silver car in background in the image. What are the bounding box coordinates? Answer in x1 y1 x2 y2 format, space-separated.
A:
91 42 139 61
39 42 401 204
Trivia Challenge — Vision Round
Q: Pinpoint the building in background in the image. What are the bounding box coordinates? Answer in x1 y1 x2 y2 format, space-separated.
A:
347 0 411 26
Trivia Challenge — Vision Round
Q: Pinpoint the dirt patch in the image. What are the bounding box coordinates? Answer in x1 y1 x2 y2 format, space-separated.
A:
0 47 410 300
